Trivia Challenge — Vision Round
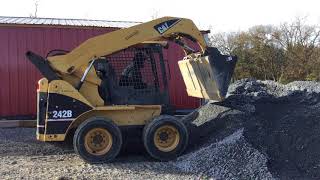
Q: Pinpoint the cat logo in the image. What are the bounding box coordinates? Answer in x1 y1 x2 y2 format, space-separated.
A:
154 19 181 34
157 22 170 34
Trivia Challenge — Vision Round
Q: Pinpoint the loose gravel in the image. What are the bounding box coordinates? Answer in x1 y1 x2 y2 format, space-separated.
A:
178 79 320 179
0 128 195 180
1 79 320 179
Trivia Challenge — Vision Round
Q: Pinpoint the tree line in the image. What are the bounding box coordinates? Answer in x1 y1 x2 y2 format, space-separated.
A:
209 17 320 83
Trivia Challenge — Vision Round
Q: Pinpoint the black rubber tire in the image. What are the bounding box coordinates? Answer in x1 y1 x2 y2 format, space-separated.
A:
73 117 122 164
143 115 189 161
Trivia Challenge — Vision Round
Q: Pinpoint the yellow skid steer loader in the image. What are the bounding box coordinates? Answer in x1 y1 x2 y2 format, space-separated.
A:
26 17 237 163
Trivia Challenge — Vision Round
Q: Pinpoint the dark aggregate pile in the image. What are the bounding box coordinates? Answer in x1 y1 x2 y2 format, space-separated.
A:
175 129 274 179
178 79 320 179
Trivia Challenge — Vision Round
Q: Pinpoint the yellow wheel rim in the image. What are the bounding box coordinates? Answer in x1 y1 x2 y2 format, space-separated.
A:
154 125 180 152
84 128 113 156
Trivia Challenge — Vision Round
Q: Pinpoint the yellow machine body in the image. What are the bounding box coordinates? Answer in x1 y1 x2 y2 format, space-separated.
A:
37 78 161 141
28 16 237 143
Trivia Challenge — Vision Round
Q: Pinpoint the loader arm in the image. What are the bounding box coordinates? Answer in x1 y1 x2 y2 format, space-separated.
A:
26 16 237 106
48 17 207 77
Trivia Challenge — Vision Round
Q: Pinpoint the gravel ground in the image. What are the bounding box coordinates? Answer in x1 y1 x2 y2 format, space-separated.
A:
1 79 320 179
0 128 196 180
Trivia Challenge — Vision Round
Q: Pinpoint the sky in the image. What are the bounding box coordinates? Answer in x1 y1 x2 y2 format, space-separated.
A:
0 0 319 32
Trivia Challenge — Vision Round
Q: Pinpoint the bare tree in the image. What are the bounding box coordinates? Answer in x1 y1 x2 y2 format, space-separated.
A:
209 16 320 82
29 0 39 18
151 9 160 20
273 17 320 81
209 32 238 54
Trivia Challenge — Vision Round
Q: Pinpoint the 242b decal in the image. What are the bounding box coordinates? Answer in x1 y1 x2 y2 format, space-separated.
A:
52 110 73 118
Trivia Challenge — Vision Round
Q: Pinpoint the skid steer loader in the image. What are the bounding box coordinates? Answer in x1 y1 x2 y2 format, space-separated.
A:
26 17 237 163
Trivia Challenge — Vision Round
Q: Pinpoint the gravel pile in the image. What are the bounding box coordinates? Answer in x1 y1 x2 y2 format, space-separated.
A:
178 79 320 179
286 81 320 92
175 129 274 179
1 79 320 179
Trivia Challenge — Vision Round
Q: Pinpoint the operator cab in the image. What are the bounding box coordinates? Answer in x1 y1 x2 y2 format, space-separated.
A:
93 44 170 111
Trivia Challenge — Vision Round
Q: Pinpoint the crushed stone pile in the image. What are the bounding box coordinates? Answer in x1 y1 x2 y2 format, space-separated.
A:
175 129 274 179
177 79 320 180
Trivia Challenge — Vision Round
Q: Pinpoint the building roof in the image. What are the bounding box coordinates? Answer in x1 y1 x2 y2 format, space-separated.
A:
0 16 141 28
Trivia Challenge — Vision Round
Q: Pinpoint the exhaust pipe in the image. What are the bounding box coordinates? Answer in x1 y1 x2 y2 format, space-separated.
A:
25 51 60 81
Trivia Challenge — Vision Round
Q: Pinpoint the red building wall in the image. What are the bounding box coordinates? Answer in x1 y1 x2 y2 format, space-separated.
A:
0 25 199 117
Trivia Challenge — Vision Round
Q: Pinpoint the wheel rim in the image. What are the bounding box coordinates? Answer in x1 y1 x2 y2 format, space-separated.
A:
153 125 180 152
84 128 113 156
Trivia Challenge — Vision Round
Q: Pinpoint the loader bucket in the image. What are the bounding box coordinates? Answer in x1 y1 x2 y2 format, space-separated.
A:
178 47 237 101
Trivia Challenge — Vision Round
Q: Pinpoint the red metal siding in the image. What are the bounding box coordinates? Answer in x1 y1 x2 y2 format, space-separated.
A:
0 25 199 117
164 42 200 109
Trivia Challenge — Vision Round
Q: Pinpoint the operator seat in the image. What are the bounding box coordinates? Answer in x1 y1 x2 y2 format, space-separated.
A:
94 59 140 105
119 52 147 89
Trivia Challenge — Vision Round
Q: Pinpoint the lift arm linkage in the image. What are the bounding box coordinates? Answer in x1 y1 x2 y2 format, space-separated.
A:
47 17 207 76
